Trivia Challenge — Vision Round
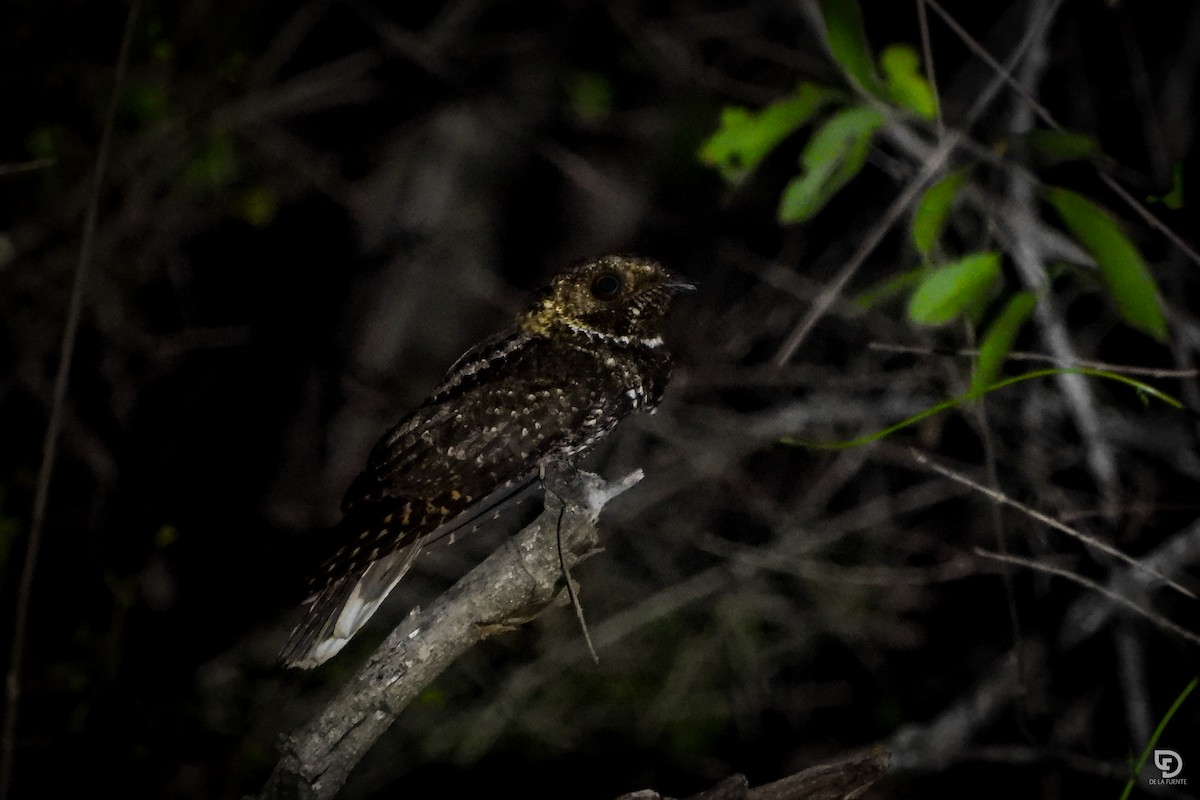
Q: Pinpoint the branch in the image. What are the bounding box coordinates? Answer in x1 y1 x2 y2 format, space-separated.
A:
615 748 891 800
258 468 643 800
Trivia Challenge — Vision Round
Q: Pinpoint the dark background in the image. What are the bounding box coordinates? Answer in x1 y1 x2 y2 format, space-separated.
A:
2 1 1199 797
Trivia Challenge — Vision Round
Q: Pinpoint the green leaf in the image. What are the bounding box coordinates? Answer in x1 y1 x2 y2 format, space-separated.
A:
1045 187 1168 341
854 268 924 309
881 44 938 119
907 251 1002 325
698 83 836 183
912 167 969 258
820 0 885 95
778 105 884 223
970 292 1037 395
1024 129 1097 165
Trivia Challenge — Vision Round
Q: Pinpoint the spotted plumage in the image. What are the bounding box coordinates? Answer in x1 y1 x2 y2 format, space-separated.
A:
280 255 691 668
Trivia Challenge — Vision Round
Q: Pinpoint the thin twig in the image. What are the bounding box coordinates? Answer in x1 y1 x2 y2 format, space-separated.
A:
868 342 1200 378
966 316 1033 739
914 0 942 137
1114 623 1154 746
0 3 142 798
1064 515 1200 648
974 549 1200 647
556 502 600 665
0 158 55 178
924 0 1057 126
910 449 1198 601
1095 171 1200 268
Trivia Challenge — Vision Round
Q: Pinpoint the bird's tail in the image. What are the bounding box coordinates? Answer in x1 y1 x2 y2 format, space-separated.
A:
279 543 421 669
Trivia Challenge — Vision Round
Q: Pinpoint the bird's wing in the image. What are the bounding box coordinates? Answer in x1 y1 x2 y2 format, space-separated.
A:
281 335 630 668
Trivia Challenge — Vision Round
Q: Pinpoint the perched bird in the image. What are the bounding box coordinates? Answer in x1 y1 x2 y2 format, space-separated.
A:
281 255 691 668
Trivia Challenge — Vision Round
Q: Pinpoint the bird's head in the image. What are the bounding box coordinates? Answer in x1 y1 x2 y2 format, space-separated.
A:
519 255 693 346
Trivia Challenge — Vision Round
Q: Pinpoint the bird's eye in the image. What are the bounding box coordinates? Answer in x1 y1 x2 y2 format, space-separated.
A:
590 272 623 301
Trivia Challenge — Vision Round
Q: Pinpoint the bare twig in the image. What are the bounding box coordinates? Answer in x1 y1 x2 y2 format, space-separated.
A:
0 158 55 177
910 449 1197 601
914 0 942 137
556 503 601 665
959 745 1129 779
868 342 1200 379
1093 171 1200 268
966 320 1033 737
973 549 1200 647
0 2 142 798
923 0 1058 127
1063 515 1200 647
1114 623 1154 747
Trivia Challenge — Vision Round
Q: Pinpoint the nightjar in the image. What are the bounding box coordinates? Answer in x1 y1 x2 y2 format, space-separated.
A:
280 254 690 668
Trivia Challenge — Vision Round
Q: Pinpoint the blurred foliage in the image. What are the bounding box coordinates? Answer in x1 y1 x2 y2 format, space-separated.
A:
969 292 1037 396
906 250 1000 326
700 0 1172 401
880 44 938 121
1021 129 1098 166
697 83 836 184
1045 186 1168 341
820 0 885 96
911 166 968 259
777 105 885 223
